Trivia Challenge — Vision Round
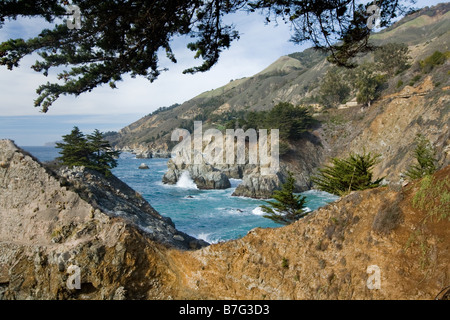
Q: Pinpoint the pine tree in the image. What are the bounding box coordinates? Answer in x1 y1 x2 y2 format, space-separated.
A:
55 126 90 167
261 172 308 225
312 152 383 196
56 127 120 176
405 134 437 180
87 129 120 176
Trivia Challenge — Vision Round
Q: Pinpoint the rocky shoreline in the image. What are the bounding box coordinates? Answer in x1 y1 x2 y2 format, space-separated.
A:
0 139 206 299
117 146 171 159
1 139 448 300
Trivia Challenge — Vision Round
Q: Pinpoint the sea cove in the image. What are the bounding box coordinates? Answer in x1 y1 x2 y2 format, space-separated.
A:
23 147 339 243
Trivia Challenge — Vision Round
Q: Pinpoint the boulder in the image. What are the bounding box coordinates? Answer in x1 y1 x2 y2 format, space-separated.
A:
138 163 149 169
0 139 208 300
162 160 231 189
232 167 285 199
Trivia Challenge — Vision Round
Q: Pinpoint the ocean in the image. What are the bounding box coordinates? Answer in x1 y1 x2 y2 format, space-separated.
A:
22 146 339 243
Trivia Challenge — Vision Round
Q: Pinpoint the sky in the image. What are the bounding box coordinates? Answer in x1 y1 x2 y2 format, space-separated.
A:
0 0 444 146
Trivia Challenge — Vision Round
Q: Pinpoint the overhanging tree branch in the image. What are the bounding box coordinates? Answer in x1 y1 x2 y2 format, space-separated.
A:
0 0 413 111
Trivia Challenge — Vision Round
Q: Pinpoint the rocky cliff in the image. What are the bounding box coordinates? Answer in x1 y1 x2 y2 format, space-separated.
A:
162 160 231 190
169 165 449 299
0 139 448 300
0 140 205 299
318 76 450 184
109 3 449 198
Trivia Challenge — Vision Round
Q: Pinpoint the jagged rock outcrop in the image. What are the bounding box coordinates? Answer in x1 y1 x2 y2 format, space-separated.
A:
118 145 171 159
232 132 324 198
162 160 231 190
0 139 448 300
169 166 450 299
232 167 285 199
0 140 205 299
346 77 450 183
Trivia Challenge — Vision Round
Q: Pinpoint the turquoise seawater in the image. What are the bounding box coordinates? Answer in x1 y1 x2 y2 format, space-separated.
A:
23 147 339 243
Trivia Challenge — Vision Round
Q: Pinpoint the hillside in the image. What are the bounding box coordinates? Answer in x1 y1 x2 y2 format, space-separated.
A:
169 165 450 299
1 140 448 299
107 46 329 150
106 3 449 197
109 3 449 148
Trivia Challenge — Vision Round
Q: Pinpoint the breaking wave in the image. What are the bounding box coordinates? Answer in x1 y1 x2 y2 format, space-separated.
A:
175 171 198 189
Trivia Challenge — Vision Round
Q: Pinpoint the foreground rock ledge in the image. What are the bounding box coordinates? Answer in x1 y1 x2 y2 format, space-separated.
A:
0 139 448 300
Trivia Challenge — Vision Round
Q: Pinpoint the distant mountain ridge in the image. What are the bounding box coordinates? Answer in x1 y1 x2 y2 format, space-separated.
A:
109 2 449 151
106 3 449 198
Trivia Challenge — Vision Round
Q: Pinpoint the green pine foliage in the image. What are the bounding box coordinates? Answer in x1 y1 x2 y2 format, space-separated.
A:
405 134 437 180
312 152 383 196
234 102 315 141
56 127 120 176
55 126 91 167
374 43 411 74
0 1 409 111
318 67 351 108
261 172 308 225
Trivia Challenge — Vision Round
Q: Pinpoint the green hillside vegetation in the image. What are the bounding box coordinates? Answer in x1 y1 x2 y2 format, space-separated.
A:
312 152 384 196
371 4 450 44
405 134 437 181
109 4 450 151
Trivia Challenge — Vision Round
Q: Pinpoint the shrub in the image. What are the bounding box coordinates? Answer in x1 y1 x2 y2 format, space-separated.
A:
419 51 448 73
409 74 422 86
405 134 436 180
312 152 383 196
260 172 308 225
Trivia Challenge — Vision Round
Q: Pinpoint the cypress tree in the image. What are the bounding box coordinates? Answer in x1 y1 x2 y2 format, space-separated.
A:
56 126 90 167
261 172 308 225
405 134 437 180
87 129 121 176
56 127 120 176
312 152 383 196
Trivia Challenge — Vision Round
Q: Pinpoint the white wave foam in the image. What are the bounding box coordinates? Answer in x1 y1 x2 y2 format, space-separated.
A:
175 171 198 190
252 206 311 216
252 207 265 216
196 232 219 244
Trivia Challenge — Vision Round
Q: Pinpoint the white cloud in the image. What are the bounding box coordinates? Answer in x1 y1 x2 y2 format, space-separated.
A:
0 11 305 117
